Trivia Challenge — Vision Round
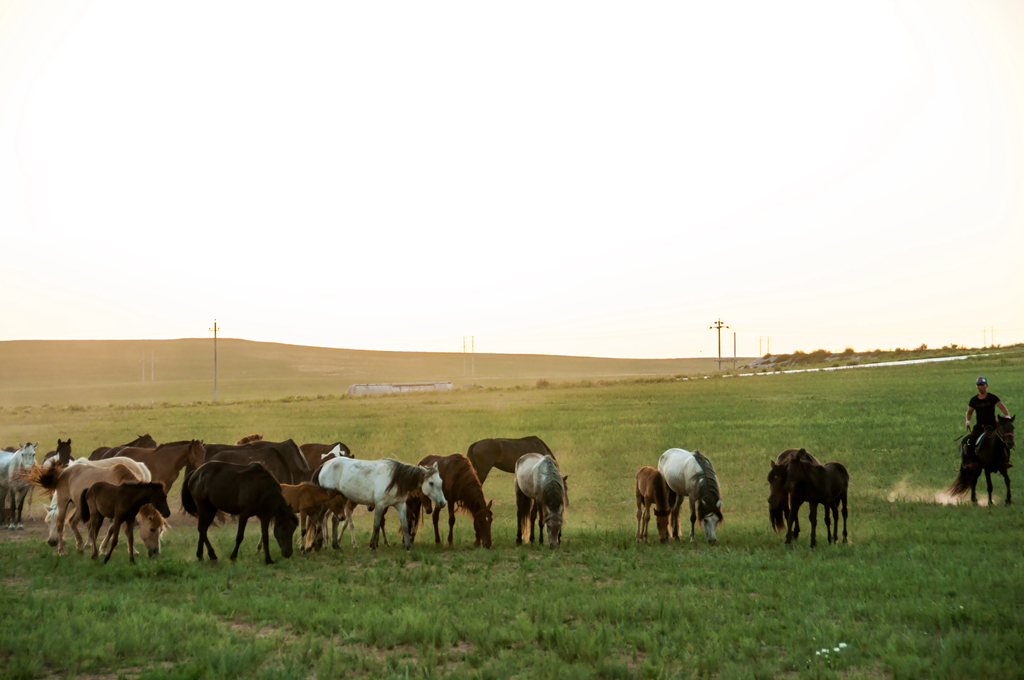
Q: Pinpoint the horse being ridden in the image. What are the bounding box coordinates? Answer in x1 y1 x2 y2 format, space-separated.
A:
514 453 567 548
313 457 447 551
405 454 494 549
948 414 1015 505
0 443 38 529
635 466 675 543
80 481 171 563
783 449 849 548
658 448 723 545
181 462 298 565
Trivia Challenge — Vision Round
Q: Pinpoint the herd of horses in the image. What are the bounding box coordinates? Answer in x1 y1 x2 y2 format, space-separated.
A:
0 413 1015 564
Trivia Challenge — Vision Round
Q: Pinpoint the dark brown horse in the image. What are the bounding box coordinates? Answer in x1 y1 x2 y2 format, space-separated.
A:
206 447 312 485
111 440 205 491
80 481 171 563
203 440 310 479
466 436 554 484
635 466 675 543
43 439 74 466
405 454 494 548
784 449 849 548
181 462 298 564
948 414 1014 505
90 434 157 461
767 448 823 537
299 442 353 470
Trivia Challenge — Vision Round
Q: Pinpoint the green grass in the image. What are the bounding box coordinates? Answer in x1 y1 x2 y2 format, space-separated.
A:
1 348 1022 678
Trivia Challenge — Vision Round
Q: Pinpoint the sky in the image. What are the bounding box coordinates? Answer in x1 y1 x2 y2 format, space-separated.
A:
1 1 1022 359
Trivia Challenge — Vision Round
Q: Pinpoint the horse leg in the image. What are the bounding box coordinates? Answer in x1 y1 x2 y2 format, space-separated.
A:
824 502 834 545
398 504 412 550
104 519 121 564
670 493 683 541
808 502 819 549
197 507 218 561
784 499 801 544
330 511 341 549
260 516 274 565
533 502 542 545
369 505 386 551
230 514 249 561
985 470 995 506
69 510 86 554
841 493 849 543
515 483 530 545
688 496 697 543
14 488 27 529
1001 469 1012 505
89 516 101 560
447 504 456 546
125 517 137 564
432 506 442 544
635 492 644 541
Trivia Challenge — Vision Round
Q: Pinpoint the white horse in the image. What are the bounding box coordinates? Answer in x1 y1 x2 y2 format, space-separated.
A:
1 443 38 529
514 453 568 548
658 448 723 545
314 458 446 550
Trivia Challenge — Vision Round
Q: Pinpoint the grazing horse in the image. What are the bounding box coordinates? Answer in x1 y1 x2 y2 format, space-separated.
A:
514 453 567 548
635 466 675 543
110 440 205 491
948 414 1015 506
313 457 447 551
181 462 298 565
767 448 823 537
466 436 555 485
80 482 171 563
659 448 723 545
26 462 145 555
784 449 849 548
406 454 494 548
277 482 349 553
90 434 157 461
206 447 313 485
1 443 38 529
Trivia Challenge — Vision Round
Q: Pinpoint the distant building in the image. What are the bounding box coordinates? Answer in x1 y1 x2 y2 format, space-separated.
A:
346 382 455 396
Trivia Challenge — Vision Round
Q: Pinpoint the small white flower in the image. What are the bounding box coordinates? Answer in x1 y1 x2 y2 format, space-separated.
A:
816 651 821 656
838 643 847 649
959 606 964 610
834 647 840 653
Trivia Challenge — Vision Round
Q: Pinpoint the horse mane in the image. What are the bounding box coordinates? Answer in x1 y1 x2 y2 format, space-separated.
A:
385 460 428 497
446 455 488 516
692 451 722 518
110 463 140 484
237 434 264 445
651 471 669 510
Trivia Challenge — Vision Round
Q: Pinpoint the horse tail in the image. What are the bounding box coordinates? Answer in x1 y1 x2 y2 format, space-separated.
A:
946 465 978 498
79 488 91 522
180 469 198 517
24 463 62 492
310 462 326 486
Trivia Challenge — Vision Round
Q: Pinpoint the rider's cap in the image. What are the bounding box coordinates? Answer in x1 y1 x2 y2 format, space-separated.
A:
976 376 988 385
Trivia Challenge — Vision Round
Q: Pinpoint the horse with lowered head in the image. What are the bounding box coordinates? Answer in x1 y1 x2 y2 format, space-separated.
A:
406 453 494 549
313 457 447 551
784 449 849 548
948 414 1015 506
515 453 567 548
182 461 298 565
659 448 723 545
635 466 675 543
767 448 823 537
80 481 171 563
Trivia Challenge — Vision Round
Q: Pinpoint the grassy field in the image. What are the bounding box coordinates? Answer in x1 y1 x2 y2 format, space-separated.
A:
1 348 1022 679
0 339 746 408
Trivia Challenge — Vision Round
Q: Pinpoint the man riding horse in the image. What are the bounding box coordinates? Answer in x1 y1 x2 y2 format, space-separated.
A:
964 376 1011 468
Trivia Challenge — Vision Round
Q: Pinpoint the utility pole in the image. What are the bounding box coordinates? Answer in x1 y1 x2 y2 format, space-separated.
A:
140 352 145 381
471 336 475 377
151 350 155 382
709 319 729 371
209 320 218 401
733 332 737 370
767 337 770 355
463 337 466 376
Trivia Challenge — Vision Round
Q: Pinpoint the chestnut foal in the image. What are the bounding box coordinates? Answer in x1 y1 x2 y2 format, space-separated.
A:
79 482 171 564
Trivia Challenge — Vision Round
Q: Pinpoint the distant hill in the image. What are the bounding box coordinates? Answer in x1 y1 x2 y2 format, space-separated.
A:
0 339 751 407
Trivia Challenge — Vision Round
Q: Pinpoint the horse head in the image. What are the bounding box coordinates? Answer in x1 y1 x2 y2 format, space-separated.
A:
997 414 1015 450
137 502 169 557
273 506 299 559
418 463 447 510
187 440 206 468
472 499 494 549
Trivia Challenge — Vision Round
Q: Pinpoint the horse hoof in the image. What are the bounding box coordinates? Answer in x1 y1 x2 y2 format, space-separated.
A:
16 525 24 531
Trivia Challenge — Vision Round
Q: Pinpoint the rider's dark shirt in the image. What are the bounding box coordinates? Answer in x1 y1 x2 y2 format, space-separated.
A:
970 392 1002 426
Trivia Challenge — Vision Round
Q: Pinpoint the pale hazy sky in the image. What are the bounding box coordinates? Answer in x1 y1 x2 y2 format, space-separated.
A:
2 1 1022 358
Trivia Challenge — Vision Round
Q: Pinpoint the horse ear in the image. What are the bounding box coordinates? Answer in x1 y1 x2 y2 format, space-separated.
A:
770 459 776 468
716 499 722 508
487 499 493 510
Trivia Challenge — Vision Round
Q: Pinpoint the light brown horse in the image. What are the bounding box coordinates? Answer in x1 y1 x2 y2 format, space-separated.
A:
635 466 674 543
90 434 158 460
25 463 166 556
80 481 171 563
112 440 205 491
406 454 494 548
278 482 349 553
